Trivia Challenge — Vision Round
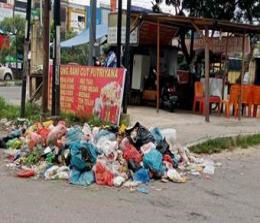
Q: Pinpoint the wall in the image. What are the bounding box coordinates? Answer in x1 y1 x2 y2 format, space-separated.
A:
0 2 13 21
67 4 86 33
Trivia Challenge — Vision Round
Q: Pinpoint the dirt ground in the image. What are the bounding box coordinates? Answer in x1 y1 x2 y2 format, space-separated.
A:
1 146 260 223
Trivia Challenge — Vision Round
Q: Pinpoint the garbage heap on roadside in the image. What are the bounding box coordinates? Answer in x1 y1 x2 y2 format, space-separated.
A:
0 119 216 187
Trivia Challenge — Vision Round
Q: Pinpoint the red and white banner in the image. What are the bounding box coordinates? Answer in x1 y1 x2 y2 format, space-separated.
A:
49 65 126 125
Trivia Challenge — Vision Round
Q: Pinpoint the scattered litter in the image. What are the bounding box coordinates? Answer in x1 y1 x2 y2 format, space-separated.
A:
203 161 215 175
137 187 149 194
0 120 218 190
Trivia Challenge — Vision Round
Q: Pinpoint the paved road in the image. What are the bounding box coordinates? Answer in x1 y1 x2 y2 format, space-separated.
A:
0 147 260 223
0 86 21 105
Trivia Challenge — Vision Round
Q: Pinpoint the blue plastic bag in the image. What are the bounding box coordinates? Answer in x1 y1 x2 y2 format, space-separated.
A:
70 168 95 186
133 168 150 183
66 127 83 145
143 149 165 177
150 127 164 144
69 141 99 171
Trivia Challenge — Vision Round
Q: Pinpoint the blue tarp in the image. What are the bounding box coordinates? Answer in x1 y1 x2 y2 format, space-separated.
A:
60 24 108 48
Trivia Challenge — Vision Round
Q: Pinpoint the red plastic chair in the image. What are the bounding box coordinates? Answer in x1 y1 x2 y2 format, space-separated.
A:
219 84 240 118
193 82 204 113
193 81 221 114
241 85 254 117
252 85 260 117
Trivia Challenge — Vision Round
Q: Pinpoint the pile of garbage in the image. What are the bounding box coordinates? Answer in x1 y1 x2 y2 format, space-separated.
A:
0 119 216 188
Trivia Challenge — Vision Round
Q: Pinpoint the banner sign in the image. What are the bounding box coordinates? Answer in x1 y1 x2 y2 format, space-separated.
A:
108 12 139 45
186 36 251 56
49 65 126 125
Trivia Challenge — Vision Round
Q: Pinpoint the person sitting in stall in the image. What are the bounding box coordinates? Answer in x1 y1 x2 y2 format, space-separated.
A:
144 67 157 90
103 47 117 68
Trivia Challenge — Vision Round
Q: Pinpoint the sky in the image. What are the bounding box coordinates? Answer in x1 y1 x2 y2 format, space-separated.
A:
70 0 175 13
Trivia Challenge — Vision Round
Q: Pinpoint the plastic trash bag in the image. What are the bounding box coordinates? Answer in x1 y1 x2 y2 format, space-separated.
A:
70 169 94 186
66 127 83 145
133 168 150 183
143 148 164 178
44 165 59 179
203 160 215 175
0 128 25 149
82 123 93 141
17 169 35 178
70 141 98 171
26 132 44 151
150 127 164 144
96 138 118 157
94 129 116 143
166 168 186 183
123 144 142 164
47 122 67 146
6 138 22 150
113 176 126 187
44 165 70 180
125 122 155 149
36 123 50 143
94 161 114 186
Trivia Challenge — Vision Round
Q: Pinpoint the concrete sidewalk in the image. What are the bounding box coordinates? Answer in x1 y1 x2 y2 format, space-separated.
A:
128 106 260 146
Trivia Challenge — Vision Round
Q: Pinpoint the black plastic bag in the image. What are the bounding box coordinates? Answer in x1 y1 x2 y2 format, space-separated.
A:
125 122 155 149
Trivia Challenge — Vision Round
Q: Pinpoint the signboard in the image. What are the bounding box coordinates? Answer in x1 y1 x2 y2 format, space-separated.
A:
14 0 27 17
107 12 138 45
48 65 126 125
186 36 251 56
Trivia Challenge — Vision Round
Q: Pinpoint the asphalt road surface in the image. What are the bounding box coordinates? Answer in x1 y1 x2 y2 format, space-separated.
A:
0 86 21 105
0 147 260 223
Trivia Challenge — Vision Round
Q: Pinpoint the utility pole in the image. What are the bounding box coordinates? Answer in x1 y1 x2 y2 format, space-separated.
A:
52 0 61 116
88 0 97 66
122 0 131 113
42 0 50 114
116 0 122 67
20 0 32 117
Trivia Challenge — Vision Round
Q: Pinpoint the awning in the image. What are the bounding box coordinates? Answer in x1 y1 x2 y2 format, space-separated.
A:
60 24 108 48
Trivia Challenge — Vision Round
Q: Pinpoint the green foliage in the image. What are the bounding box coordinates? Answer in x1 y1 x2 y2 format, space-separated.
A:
0 15 26 63
0 97 20 120
23 146 42 166
0 97 41 121
60 29 89 65
190 134 260 154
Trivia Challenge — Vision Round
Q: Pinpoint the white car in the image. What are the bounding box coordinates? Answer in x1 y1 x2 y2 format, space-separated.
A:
0 64 13 81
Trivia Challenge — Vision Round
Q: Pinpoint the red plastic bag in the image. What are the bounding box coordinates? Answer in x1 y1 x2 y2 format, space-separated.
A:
36 123 50 143
17 169 35 178
163 154 173 164
123 145 142 164
94 162 114 186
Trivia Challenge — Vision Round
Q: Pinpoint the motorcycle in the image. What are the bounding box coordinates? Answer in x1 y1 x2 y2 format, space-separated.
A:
160 83 178 112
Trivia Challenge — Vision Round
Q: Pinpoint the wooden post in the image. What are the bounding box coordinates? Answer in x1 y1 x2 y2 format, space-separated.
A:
42 0 50 114
239 32 246 120
204 26 210 122
20 0 32 117
156 19 160 113
116 0 122 67
223 34 229 100
88 0 96 66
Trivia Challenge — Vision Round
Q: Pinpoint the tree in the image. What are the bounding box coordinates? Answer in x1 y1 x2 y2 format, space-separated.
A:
0 15 26 63
60 29 89 65
157 0 260 64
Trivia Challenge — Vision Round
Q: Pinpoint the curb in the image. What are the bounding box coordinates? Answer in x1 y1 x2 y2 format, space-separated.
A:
185 131 260 149
0 81 22 87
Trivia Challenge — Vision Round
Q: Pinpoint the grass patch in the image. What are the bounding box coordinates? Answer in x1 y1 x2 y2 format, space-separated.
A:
0 97 128 127
190 134 260 154
0 96 40 121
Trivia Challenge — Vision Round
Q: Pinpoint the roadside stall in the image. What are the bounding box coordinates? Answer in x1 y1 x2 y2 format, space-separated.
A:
108 12 260 120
